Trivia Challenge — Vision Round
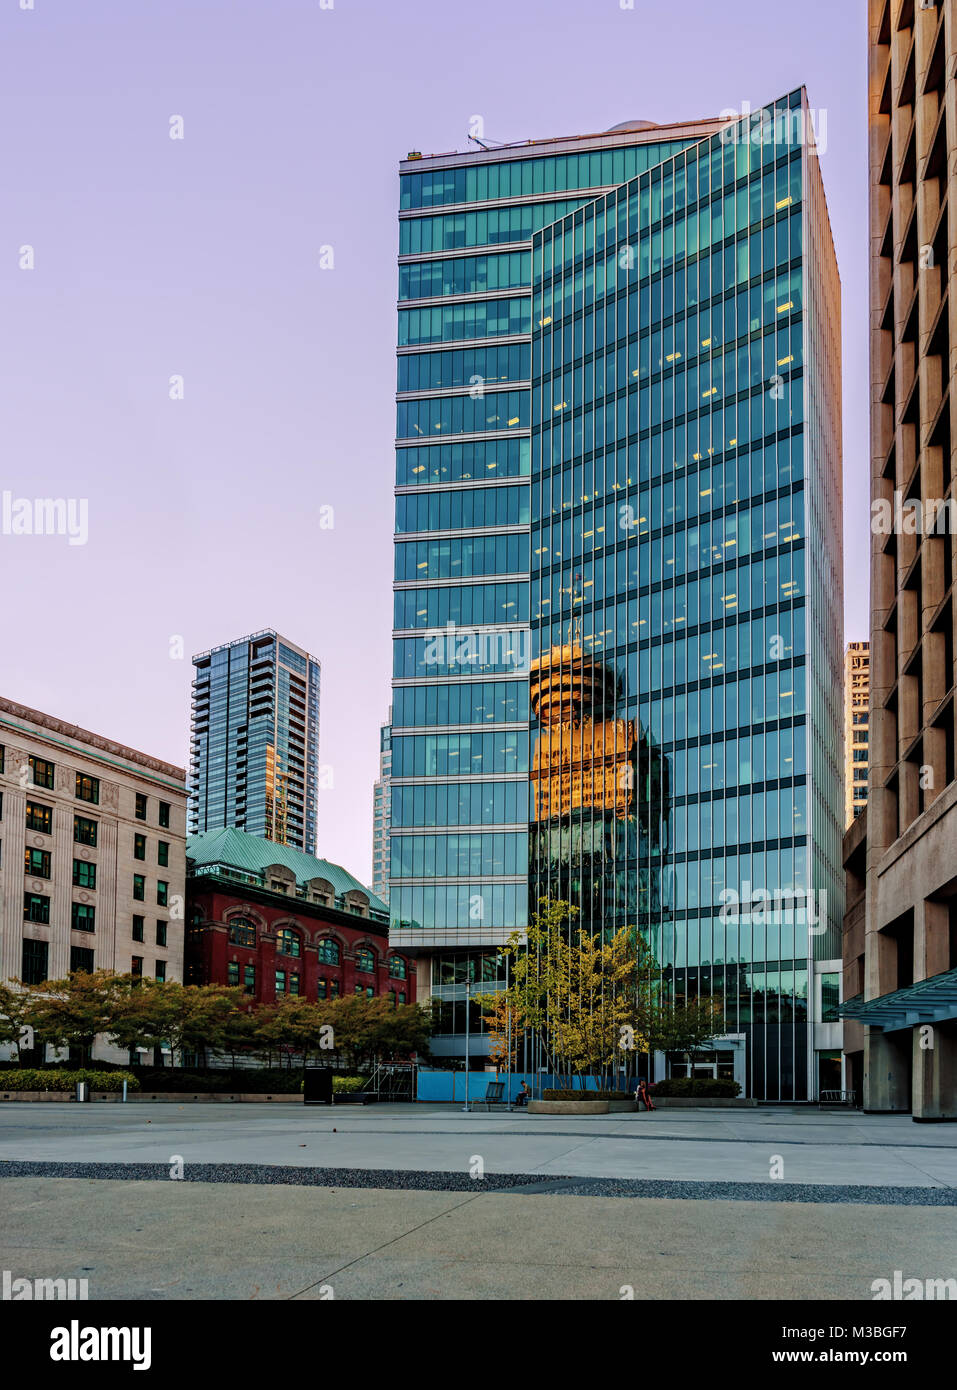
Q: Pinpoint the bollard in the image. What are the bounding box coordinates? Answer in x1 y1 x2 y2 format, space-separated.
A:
122 1080 127 1104
75 1081 89 1103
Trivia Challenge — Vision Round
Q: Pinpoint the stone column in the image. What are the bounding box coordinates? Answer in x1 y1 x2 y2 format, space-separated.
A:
864 1026 911 1112
912 1022 957 1122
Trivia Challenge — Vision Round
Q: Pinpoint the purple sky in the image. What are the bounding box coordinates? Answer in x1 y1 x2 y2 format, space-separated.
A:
0 0 869 879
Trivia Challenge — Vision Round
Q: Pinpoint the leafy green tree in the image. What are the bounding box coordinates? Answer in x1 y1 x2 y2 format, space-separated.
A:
25 970 132 1065
0 983 36 1064
480 899 724 1090
366 1000 433 1061
253 998 332 1071
485 900 650 1090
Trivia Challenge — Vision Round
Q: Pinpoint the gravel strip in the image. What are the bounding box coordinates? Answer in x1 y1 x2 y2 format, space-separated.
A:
1 1160 955 1204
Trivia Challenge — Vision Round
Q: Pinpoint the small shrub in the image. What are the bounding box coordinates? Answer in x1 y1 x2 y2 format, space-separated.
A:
0 1069 140 1093
333 1076 368 1094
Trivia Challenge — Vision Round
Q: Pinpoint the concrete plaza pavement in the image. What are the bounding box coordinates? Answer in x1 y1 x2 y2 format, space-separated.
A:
3 1175 957 1300
1 1102 956 1188
3 1104 956 1299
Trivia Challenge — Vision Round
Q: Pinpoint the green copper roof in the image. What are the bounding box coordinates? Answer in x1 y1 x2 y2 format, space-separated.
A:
186 828 387 915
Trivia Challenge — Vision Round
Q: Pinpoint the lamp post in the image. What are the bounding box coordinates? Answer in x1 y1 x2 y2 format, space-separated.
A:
461 974 471 1113
505 952 512 1111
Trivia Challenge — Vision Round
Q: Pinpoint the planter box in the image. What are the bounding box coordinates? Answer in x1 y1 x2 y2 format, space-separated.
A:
0 1091 75 1102
652 1097 756 1108
528 1099 609 1115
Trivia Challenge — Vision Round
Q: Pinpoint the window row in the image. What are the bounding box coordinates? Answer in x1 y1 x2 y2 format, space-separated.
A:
671 785 807 853
390 882 528 932
535 262 804 411
536 174 802 314
397 389 530 440
535 316 803 429
393 632 532 680
538 562 804 674
399 197 594 256
537 366 803 475
399 251 531 300
391 831 527 879
223 918 405 976
396 484 529 535
132 876 170 905
396 437 529 487
392 679 529 730
132 917 168 946
394 581 528 632
432 950 507 984
671 724 808 797
23 894 98 932
400 140 694 210
536 308 802 416
395 532 529 582
392 779 531 828
398 297 529 347
533 483 805 579
392 731 528 778
535 130 801 273
18 759 171 825
398 342 530 394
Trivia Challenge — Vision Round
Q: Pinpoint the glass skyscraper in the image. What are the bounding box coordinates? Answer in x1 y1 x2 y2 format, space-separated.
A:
391 93 843 1098
189 629 320 856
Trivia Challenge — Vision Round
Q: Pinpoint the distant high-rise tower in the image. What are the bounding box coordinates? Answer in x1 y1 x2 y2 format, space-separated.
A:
189 630 320 855
371 708 392 904
844 643 869 826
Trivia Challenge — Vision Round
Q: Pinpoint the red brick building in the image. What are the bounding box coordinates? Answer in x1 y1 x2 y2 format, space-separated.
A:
185 828 412 1006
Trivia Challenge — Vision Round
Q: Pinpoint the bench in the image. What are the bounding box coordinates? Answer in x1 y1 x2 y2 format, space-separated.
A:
819 1089 857 1107
476 1081 510 1111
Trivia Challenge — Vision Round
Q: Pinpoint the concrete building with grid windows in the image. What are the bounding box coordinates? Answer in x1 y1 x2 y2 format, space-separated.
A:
0 695 187 1064
841 0 957 1120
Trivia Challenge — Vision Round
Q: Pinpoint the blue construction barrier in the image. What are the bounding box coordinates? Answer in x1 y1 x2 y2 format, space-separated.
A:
416 1071 642 1103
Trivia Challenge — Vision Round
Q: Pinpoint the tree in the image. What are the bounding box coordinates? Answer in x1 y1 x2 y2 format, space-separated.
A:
484 900 653 1091
253 998 332 1071
0 983 36 1064
24 970 132 1065
114 982 241 1065
479 899 724 1091
366 1000 433 1062
107 976 177 1061
475 989 520 1073
648 993 725 1076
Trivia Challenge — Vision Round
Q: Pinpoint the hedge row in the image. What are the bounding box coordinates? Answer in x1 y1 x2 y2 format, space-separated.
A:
652 1078 741 1097
0 1069 140 1093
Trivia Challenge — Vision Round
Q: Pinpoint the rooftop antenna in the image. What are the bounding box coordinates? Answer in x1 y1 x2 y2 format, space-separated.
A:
467 133 510 150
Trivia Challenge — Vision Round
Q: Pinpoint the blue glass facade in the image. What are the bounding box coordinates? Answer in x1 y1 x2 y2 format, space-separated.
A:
189 629 321 856
391 99 842 1094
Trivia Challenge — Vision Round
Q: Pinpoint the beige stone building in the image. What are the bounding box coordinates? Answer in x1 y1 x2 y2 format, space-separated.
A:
845 642 871 826
843 0 957 1119
0 696 187 1064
